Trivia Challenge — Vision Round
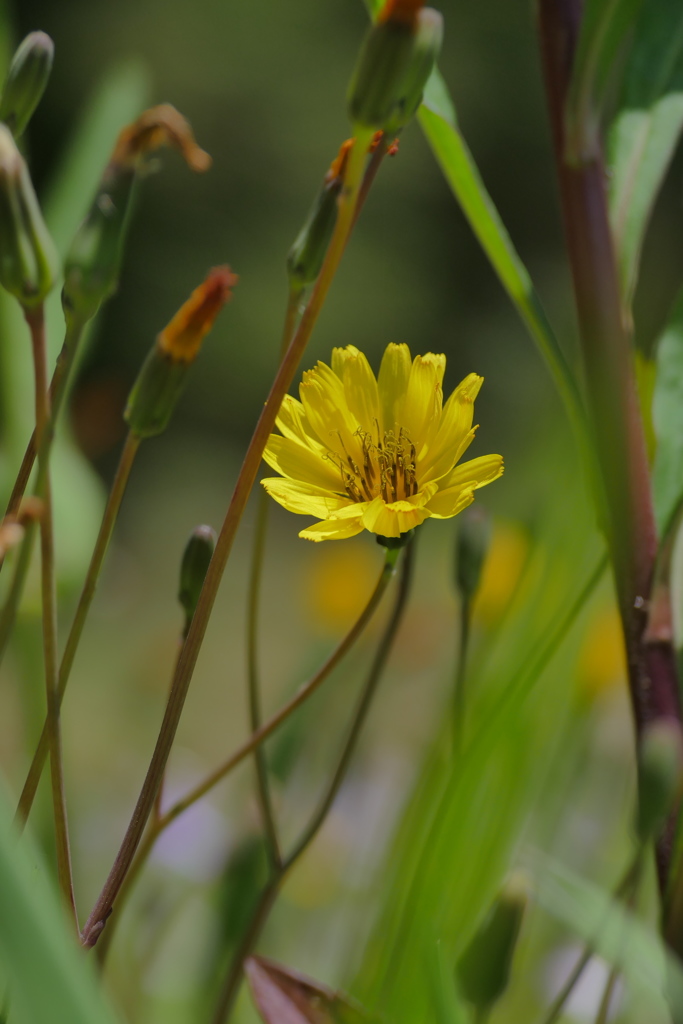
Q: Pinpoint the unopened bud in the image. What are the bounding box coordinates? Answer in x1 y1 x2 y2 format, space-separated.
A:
124 266 236 438
287 140 353 288
62 169 136 326
0 31 54 137
0 124 57 307
456 507 491 604
455 872 529 1013
636 720 683 842
179 525 216 629
384 8 443 134
347 3 423 129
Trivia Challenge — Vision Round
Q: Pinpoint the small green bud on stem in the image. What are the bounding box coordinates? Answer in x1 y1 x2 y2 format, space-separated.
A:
456 506 491 605
0 31 54 137
347 0 442 132
384 8 443 134
455 872 529 1014
287 139 354 289
0 124 57 308
636 719 683 843
179 525 216 632
125 266 236 438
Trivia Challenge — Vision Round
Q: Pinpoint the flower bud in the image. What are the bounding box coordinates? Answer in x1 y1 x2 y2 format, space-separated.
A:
456 506 491 605
636 719 683 842
124 266 236 438
0 124 57 307
286 140 353 289
179 525 216 630
347 3 422 129
62 169 136 326
0 31 54 137
455 872 529 1013
383 8 444 134
62 104 211 329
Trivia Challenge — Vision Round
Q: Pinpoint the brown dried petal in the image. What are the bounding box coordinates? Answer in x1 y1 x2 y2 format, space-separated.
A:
109 103 211 173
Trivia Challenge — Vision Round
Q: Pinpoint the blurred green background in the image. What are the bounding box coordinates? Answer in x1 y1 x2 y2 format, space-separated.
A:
1 0 683 1021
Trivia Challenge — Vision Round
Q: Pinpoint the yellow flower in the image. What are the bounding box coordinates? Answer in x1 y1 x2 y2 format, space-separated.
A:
261 343 503 541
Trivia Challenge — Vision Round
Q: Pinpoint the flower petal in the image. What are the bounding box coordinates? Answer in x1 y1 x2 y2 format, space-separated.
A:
276 394 324 450
261 477 349 518
439 453 504 492
420 373 483 481
398 354 444 453
425 486 475 520
378 343 412 435
300 366 364 463
341 347 380 432
299 518 366 542
360 494 433 537
262 434 343 491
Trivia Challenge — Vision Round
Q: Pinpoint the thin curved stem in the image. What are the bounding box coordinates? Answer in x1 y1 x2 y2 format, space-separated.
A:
0 321 86 659
210 541 413 1024
15 430 141 827
25 306 77 928
244 285 303 873
95 545 399 963
79 128 377 950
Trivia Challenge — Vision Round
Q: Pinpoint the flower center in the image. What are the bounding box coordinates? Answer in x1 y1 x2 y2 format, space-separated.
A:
326 425 418 504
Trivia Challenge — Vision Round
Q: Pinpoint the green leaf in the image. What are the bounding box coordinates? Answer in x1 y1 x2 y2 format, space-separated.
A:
0 786 122 1024
608 0 683 306
653 287 683 536
532 853 683 1015
565 0 643 164
416 105 600 514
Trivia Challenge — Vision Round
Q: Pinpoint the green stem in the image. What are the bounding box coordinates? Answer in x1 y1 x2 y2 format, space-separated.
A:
244 284 303 873
15 430 141 827
247 491 282 870
90 540 399 956
452 596 471 759
594 965 619 1024
0 319 86 661
211 541 412 1024
25 305 77 929
80 128 376 950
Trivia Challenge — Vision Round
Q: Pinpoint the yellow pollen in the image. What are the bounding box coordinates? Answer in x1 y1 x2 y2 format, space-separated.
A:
325 426 418 504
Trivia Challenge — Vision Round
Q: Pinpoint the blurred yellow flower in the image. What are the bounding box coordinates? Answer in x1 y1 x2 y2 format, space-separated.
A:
578 603 627 699
262 343 503 541
304 542 379 632
472 520 529 626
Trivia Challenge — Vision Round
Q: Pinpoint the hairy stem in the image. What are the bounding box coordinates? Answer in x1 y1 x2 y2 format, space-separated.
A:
15 430 141 827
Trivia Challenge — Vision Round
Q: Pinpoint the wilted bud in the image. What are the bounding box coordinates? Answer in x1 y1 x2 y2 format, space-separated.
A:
0 124 57 307
287 140 353 289
636 719 683 842
62 169 136 326
125 266 236 438
179 525 216 630
347 0 425 129
383 8 443 134
63 104 211 329
456 506 491 604
0 31 54 137
455 872 529 1013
